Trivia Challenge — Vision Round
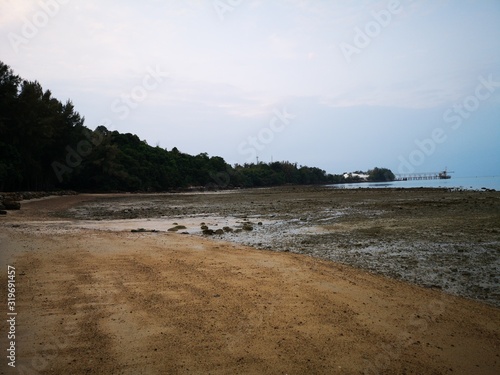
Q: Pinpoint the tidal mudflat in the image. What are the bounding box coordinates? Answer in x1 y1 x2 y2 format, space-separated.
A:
55 186 500 307
1 188 499 374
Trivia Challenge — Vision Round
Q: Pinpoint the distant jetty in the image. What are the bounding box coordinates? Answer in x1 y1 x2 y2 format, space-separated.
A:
396 169 453 181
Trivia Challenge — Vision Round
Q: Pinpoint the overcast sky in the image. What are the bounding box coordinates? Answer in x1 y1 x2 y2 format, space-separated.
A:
1 0 499 177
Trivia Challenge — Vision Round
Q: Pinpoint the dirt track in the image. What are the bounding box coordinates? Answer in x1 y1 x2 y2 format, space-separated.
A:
0 189 499 374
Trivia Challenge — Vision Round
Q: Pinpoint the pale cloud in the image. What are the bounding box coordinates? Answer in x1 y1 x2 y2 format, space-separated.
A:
152 79 280 118
0 0 38 26
267 33 298 60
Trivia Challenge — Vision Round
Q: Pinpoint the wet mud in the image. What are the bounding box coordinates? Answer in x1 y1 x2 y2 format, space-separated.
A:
54 186 500 306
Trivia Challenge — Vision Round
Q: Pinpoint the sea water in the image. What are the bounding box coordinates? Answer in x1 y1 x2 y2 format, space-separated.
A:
330 175 500 190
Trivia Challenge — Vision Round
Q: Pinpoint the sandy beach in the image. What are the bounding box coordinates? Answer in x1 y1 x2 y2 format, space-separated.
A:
0 188 499 374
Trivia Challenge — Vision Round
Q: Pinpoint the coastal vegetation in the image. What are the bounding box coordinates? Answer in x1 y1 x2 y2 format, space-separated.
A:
0 61 394 192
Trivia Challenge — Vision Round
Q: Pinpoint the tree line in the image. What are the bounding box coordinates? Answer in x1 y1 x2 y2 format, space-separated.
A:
0 61 394 192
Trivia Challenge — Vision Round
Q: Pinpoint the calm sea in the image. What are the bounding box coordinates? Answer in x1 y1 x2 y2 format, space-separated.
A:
330 176 500 190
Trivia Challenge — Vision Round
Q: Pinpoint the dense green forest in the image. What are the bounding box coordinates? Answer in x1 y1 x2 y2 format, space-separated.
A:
0 61 394 192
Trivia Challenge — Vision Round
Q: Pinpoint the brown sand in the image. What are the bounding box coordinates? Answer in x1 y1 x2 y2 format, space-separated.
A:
0 193 499 374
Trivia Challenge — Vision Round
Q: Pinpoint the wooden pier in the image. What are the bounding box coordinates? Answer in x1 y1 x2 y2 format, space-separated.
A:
395 170 453 181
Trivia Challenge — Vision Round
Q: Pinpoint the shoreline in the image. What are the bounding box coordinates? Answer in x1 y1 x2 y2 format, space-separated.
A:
8 185 496 307
0 189 499 374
